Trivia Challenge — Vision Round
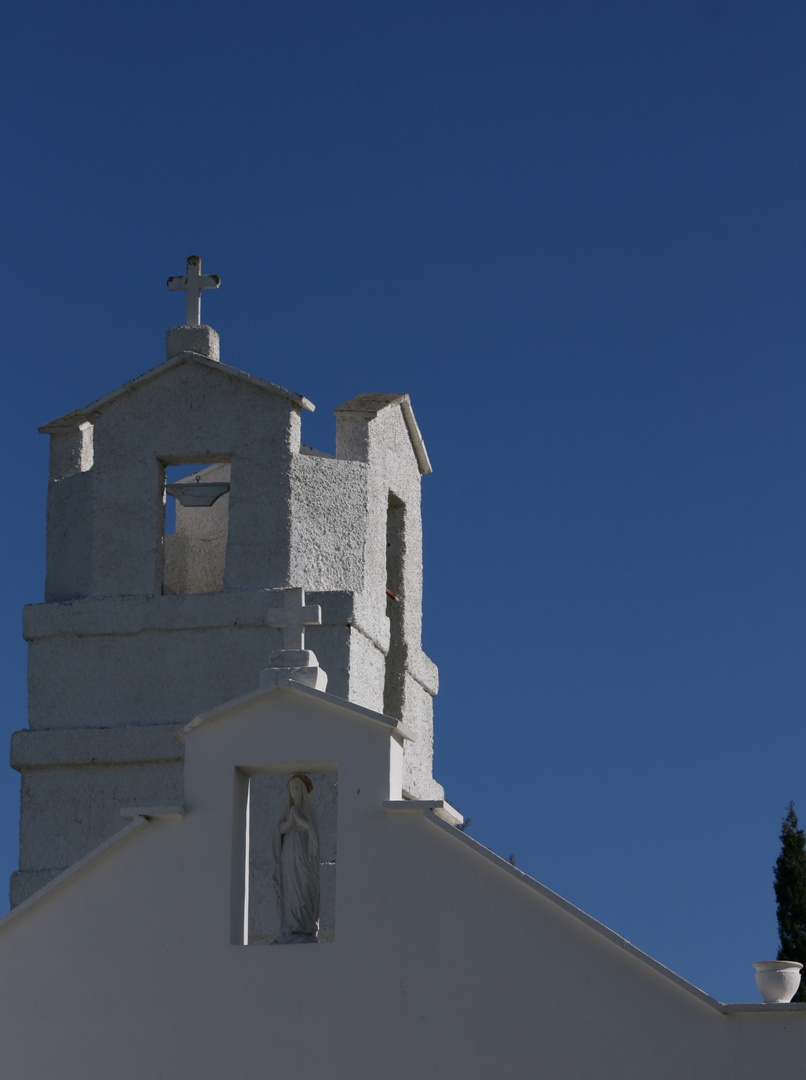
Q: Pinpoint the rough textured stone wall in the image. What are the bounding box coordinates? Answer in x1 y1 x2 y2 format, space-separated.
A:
333 397 440 798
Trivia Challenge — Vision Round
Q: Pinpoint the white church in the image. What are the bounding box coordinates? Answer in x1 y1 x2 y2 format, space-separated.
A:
0 258 803 1077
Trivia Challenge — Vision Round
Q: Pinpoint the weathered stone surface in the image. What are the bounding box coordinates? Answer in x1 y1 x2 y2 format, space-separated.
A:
24 601 380 728
165 324 220 362
11 760 184 905
10 725 183 768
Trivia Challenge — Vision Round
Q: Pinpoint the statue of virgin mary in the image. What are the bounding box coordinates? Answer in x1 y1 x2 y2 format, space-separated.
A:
271 773 321 944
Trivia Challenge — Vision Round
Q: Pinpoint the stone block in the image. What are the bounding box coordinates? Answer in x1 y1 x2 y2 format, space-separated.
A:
166 325 220 362
16 761 183 874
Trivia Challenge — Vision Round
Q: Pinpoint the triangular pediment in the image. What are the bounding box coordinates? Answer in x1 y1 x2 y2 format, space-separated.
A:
40 352 314 432
180 679 414 743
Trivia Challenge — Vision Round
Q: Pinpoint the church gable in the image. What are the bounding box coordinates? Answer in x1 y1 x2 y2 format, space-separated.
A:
1 674 803 1079
40 352 313 435
181 683 409 946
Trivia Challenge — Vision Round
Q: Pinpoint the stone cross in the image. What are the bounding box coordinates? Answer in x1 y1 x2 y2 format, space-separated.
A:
266 588 322 651
167 255 220 326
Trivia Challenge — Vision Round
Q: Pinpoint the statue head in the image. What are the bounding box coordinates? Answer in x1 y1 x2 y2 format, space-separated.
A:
287 773 313 805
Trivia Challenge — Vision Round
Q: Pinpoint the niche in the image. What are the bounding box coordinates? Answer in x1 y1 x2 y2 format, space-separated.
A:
162 462 230 595
244 770 338 945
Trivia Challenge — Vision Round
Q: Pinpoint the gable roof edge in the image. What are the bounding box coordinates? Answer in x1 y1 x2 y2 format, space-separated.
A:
335 393 432 475
40 353 314 430
178 680 415 743
399 396 432 475
0 817 150 936
424 812 732 1014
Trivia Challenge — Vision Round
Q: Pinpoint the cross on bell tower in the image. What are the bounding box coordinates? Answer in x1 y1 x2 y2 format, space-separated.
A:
167 255 220 326
260 589 328 692
267 588 323 651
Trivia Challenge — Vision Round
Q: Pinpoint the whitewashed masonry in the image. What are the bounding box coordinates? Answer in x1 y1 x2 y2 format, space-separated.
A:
11 314 442 905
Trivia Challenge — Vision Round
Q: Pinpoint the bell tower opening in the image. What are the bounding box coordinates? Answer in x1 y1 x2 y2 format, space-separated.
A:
383 492 406 720
162 461 231 595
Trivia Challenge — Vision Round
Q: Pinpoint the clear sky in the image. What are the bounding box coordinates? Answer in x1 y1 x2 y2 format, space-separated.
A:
3 0 806 1003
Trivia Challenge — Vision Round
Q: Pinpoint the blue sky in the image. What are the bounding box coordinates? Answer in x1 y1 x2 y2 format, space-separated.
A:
3 0 806 1002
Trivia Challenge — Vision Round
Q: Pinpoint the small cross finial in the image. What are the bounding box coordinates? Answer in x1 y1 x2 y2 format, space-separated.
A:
260 588 328 691
266 588 322 651
167 255 220 326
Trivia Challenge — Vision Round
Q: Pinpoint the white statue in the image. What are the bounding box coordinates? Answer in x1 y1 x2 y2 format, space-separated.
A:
272 774 320 944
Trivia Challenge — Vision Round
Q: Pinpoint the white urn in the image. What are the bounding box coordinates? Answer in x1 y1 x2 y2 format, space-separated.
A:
753 961 803 1003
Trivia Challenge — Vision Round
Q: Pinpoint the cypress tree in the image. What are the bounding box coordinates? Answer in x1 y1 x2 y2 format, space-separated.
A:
773 801 806 1002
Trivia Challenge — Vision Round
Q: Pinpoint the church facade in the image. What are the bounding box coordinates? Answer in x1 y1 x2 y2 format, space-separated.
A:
0 261 803 1077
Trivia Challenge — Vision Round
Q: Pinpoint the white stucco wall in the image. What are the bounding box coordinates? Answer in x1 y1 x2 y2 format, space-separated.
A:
0 685 802 1080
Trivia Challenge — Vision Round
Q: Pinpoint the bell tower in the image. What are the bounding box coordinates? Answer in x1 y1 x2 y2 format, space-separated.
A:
11 257 442 906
